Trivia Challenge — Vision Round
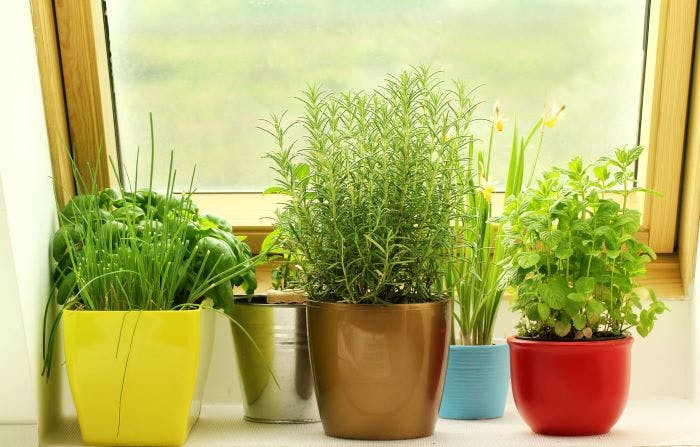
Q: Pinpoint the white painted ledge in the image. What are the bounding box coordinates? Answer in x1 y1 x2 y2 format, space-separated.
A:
40 398 700 447
0 424 38 447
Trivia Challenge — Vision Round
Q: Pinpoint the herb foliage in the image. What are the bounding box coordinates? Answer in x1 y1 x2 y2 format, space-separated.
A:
442 108 555 345
501 147 667 339
264 67 475 304
43 118 257 377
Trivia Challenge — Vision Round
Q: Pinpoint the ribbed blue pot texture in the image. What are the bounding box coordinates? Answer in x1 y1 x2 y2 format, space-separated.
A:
439 343 510 420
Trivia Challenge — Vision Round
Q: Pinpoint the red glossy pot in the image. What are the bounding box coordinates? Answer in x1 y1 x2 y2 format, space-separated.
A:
507 335 632 436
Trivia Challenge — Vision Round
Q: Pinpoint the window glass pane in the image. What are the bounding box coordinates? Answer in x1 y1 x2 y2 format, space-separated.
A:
106 0 646 191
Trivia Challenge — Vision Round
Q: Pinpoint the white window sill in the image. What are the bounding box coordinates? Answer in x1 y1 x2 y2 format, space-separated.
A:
40 398 700 447
0 424 38 447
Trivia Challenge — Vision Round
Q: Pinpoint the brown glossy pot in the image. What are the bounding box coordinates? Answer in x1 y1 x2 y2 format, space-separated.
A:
306 300 450 440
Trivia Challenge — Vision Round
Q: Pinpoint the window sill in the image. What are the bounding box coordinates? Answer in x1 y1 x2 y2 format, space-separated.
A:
41 398 700 446
0 424 37 447
638 253 685 299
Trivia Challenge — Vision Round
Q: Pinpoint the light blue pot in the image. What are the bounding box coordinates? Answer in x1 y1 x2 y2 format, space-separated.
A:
439 343 510 420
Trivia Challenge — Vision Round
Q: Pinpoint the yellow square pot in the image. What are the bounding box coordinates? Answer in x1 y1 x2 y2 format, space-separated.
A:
63 308 214 446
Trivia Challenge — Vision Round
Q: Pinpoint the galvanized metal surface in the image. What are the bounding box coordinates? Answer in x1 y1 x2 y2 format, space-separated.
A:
231 296 319 423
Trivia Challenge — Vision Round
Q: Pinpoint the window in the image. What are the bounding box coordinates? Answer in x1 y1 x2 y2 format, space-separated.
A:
32 0 699 297
106 0 646 192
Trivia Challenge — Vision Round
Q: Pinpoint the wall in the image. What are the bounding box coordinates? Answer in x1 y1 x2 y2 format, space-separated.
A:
200 296 694 406
691 229 700 402
495 299 693 400
0 0 57 427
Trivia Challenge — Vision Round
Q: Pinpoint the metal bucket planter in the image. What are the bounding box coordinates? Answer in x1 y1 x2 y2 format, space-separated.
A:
439 342 509 420
231 295 319 423
63 308 214 446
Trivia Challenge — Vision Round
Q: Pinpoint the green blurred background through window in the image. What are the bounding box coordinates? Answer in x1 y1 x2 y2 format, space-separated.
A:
106 0 647 191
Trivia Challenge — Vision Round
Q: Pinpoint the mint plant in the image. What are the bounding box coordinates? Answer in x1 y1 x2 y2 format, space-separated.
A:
501 147 667 339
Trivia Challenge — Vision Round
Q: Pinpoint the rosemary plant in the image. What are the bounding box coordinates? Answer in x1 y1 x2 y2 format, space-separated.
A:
264 67 476 304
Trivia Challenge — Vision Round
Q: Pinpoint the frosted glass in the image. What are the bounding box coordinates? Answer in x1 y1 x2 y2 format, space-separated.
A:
106 0 646 191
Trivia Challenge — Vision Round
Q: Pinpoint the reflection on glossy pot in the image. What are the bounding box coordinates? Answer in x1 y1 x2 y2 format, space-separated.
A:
508 335 632 435
231 296 319 423
307 300 450 440
63 308 214 446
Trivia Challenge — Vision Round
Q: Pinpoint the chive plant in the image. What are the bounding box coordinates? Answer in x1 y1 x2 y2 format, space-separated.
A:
264 67 476 304
43 117 257 377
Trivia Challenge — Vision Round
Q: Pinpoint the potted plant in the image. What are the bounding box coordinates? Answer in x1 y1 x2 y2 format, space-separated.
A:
261 226 306 304
43 122 257 446
228 229 319 424
501 146 668 435
439 104 563 420
264 67 472 440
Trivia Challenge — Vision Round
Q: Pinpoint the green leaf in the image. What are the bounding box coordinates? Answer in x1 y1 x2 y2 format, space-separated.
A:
640 243 658 261
629 290 643 309
572 220 592 233
537 280 566 310
56 271 77 305
537 303 550 320
564 300 584 317
554 319 572 337
540 229 563 246
593 165 608 181
575 277 596 294
555 244 573 260
200 213 232 232
587 299 606 315
99 187 120 206
112 205 146 223
62 194 100 220
567 292 587 302
606 249 621 259
651 300 669 314
294 163 310 180
572 314 587 331
594 225 615 241
568 157 583 174
637 309 651 337
614 170 627 185
526 304 540 321
505 119 520 196
263 185 287 195
261 228 281 253
517 252 540 269
51 224 84 261
625 146 644 164
587 312 600 325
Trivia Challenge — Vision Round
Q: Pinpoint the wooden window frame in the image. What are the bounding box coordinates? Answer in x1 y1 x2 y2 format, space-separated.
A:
30 0 700 298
